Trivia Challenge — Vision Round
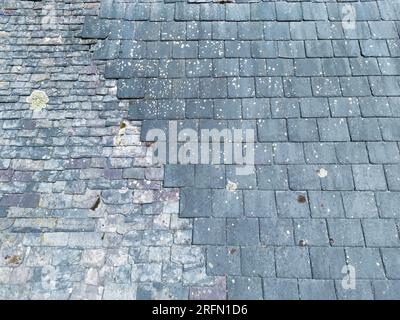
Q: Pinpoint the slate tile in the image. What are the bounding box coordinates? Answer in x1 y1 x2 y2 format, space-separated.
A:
275 247 311 278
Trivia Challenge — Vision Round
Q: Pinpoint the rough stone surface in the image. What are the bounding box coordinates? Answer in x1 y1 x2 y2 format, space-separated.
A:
1 0 400 300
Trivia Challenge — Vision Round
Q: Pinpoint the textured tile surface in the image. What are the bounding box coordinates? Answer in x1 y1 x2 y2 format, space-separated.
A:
1 0 400 300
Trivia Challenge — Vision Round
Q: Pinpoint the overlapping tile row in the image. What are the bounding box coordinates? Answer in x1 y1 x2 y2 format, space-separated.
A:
78 0 400 300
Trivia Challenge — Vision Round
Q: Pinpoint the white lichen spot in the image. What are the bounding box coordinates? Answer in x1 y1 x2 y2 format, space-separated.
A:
226 180 238 191
26 90 49 111
317 168 328 178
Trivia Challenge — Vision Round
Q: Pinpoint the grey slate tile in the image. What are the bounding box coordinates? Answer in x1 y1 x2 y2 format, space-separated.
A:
329 97 360 117
213 99 242 119
276 191 311 218
175 3 199 21
345 248 385 279
362 219 400 247
335 280 374 300
294 218 330 246
260 218 294 246
150 3 174 21
327 219 365 247
310 247 347 279
288 165 321 190
187 22 212 40
193 218 226 245
227 77 255 98
241 246 275 277
376 192 400 217
283 77 312 97
227 276 263 300
267 59 294 76
194 165 225 189
251 41 277 58
332 40 360 57
225 166 257 190
270 98 300 118
320 165 354 191
322 58 351 76
238 22 264 41
384 166 400 191
80 16 109 39
294 59 323 77
360 40 390 57
226 218 260 245
200 3 225 21
254 143 274 165
373 281 400 300
318 118 350 142
340 77 371 97
206 246 241 276
250 3 276 21
243 190 276 218
275 247 312 278
212 22 237 41
342 192 379 218
240 59 267 77
225 41 251 58
278 41 306 59
316 22 344 40
290 22 317 40
302 2 328 21
358 97 392 117
199 78 227 98
287 119 319 142
256 165 288 190
381 249 400 279
257 119 287 142
305 40 333 58
299 280 337 300
264 22 290 40
186 59 213 77
164 164 194 187
370 76 400 96
349 58 381 76
348 118 382 141
263 279 299 300
300 98 330 118
304 143 337 164
311 77 341 97
273 143 305 165
255 77 284 98
367 142 400 164
212 190 243 218
379 119 400 140
226 4 250 21
117 79 146 99
180 188 212 218
352 165 387 191
276 2 302 22
242 99 270 119
309 191 345 218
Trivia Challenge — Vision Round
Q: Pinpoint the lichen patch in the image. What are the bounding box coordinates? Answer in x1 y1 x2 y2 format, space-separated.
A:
26 90 49 111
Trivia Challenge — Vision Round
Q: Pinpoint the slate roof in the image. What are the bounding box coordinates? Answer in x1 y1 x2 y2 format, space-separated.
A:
1 0 400 299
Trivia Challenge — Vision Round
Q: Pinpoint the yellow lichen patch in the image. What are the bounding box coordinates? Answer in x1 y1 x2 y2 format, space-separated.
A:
26 90 49 111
